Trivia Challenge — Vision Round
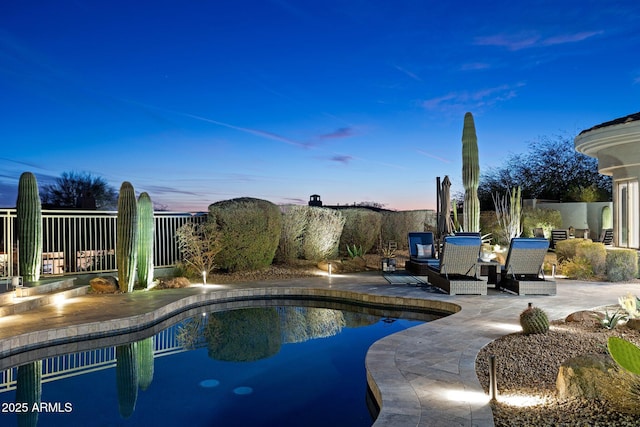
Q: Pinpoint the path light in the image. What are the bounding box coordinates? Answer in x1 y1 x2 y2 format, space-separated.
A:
328 263 332 277
489 354 498 401
202 271 207 286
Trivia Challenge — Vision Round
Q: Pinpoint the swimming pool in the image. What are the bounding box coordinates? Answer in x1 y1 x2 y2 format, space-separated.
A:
0 299 443 427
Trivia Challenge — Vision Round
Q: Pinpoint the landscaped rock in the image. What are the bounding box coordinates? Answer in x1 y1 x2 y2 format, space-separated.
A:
155 277 191 289
556 353 615 399
90 276 119 293
565 310 602 326
626 318 640 330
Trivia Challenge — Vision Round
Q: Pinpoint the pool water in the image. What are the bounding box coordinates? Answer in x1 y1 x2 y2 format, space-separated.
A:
0 303 434 427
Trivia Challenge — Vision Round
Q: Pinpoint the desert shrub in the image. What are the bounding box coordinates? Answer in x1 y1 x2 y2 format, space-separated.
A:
555 238 591 263
276 205 307 263
175 220 221 279
208 198 281 272
480 211 502 245
521 207 562 238
301 207 345 261
559 256 594 280
576 241 607 276
381 210 432 250
339 208 382 255
606 249 639 282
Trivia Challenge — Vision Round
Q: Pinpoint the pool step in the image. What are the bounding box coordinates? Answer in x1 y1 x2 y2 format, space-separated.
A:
0 278 89 317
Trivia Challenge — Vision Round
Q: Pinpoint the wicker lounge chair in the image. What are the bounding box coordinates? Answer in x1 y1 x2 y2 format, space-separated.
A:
405 232 439 275
426 235 485 295
498 238 555 295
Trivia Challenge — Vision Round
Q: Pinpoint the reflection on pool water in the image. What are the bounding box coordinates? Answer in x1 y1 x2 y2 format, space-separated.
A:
0 302 440 427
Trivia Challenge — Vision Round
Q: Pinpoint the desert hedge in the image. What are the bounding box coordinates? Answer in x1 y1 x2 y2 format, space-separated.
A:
338 208 382 255
576 241 607 276
208 197 281 272
555 238 591 264
380 210 433 250
301 207 344 261
275 205 307 263
606 249 638 282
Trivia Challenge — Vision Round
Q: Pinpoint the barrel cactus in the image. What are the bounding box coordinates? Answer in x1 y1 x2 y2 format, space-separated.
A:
136 192 154 289
116 343 139 418
117 182 138 293
519 304 549 335
16 172 43 282
461 112 480 232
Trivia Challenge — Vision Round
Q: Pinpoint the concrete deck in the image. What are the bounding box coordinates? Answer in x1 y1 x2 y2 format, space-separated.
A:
0 271 636 426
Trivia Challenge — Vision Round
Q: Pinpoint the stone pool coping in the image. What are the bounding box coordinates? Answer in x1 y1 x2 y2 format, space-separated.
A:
0 271 635 427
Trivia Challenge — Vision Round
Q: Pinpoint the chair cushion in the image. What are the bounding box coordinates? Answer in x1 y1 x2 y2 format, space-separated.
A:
416 243 433 258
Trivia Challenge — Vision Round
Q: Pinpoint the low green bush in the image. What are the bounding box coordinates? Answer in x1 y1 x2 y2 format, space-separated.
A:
339 208 382 255
560 256 594 280
606 249 639 282
555 238 591 263
576 241 607 276
208 197 281 272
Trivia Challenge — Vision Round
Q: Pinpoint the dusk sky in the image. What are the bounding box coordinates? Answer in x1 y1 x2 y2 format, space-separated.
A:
1 1 639 212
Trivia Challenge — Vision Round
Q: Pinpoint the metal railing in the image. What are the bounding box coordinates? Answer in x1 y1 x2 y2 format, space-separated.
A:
0 209 206 278
0 324 197 392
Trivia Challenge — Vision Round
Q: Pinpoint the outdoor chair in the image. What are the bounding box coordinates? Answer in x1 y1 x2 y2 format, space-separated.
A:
596 228 614 245
550 229 569 249
405 232 439 275
426 235 485 295
498 238 555 295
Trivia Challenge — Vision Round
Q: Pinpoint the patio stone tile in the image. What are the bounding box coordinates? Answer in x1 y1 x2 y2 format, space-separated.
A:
0 272 636 426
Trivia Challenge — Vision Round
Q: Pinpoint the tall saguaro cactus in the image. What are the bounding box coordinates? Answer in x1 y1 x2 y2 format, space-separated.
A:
136 192 154 289
461 112 480 232
16 172 43 282
117 182 138 293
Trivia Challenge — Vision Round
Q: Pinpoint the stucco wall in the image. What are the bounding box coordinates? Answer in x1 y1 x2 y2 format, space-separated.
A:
535 201 612 238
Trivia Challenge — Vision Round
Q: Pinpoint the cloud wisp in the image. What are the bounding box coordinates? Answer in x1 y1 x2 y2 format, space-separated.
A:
474 30 603 51
421 82 525 112
319 127 354 140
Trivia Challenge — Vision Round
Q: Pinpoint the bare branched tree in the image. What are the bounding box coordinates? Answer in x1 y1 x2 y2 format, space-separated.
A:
41 171 118 210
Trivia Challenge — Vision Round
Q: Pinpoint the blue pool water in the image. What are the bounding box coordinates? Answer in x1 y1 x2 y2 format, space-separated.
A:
0 302 439 427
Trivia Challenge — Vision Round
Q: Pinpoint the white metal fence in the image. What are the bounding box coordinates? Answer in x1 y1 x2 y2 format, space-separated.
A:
0 324 195 392
0 209 206 278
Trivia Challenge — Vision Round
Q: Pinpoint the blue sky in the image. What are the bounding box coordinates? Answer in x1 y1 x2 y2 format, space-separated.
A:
1 1 639 211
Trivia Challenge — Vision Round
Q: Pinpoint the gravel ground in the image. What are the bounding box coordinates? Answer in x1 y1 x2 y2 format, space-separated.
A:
476 313 640 427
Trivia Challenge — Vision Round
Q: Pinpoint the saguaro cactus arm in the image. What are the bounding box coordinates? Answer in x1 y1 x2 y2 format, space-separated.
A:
461 112 480 232
16 172 43 282
116 182 138 293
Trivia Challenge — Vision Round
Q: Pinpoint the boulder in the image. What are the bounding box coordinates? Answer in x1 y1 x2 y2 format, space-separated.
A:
90 276 119 293
565 310 602 326
156 277 191 289
557 353 640 414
